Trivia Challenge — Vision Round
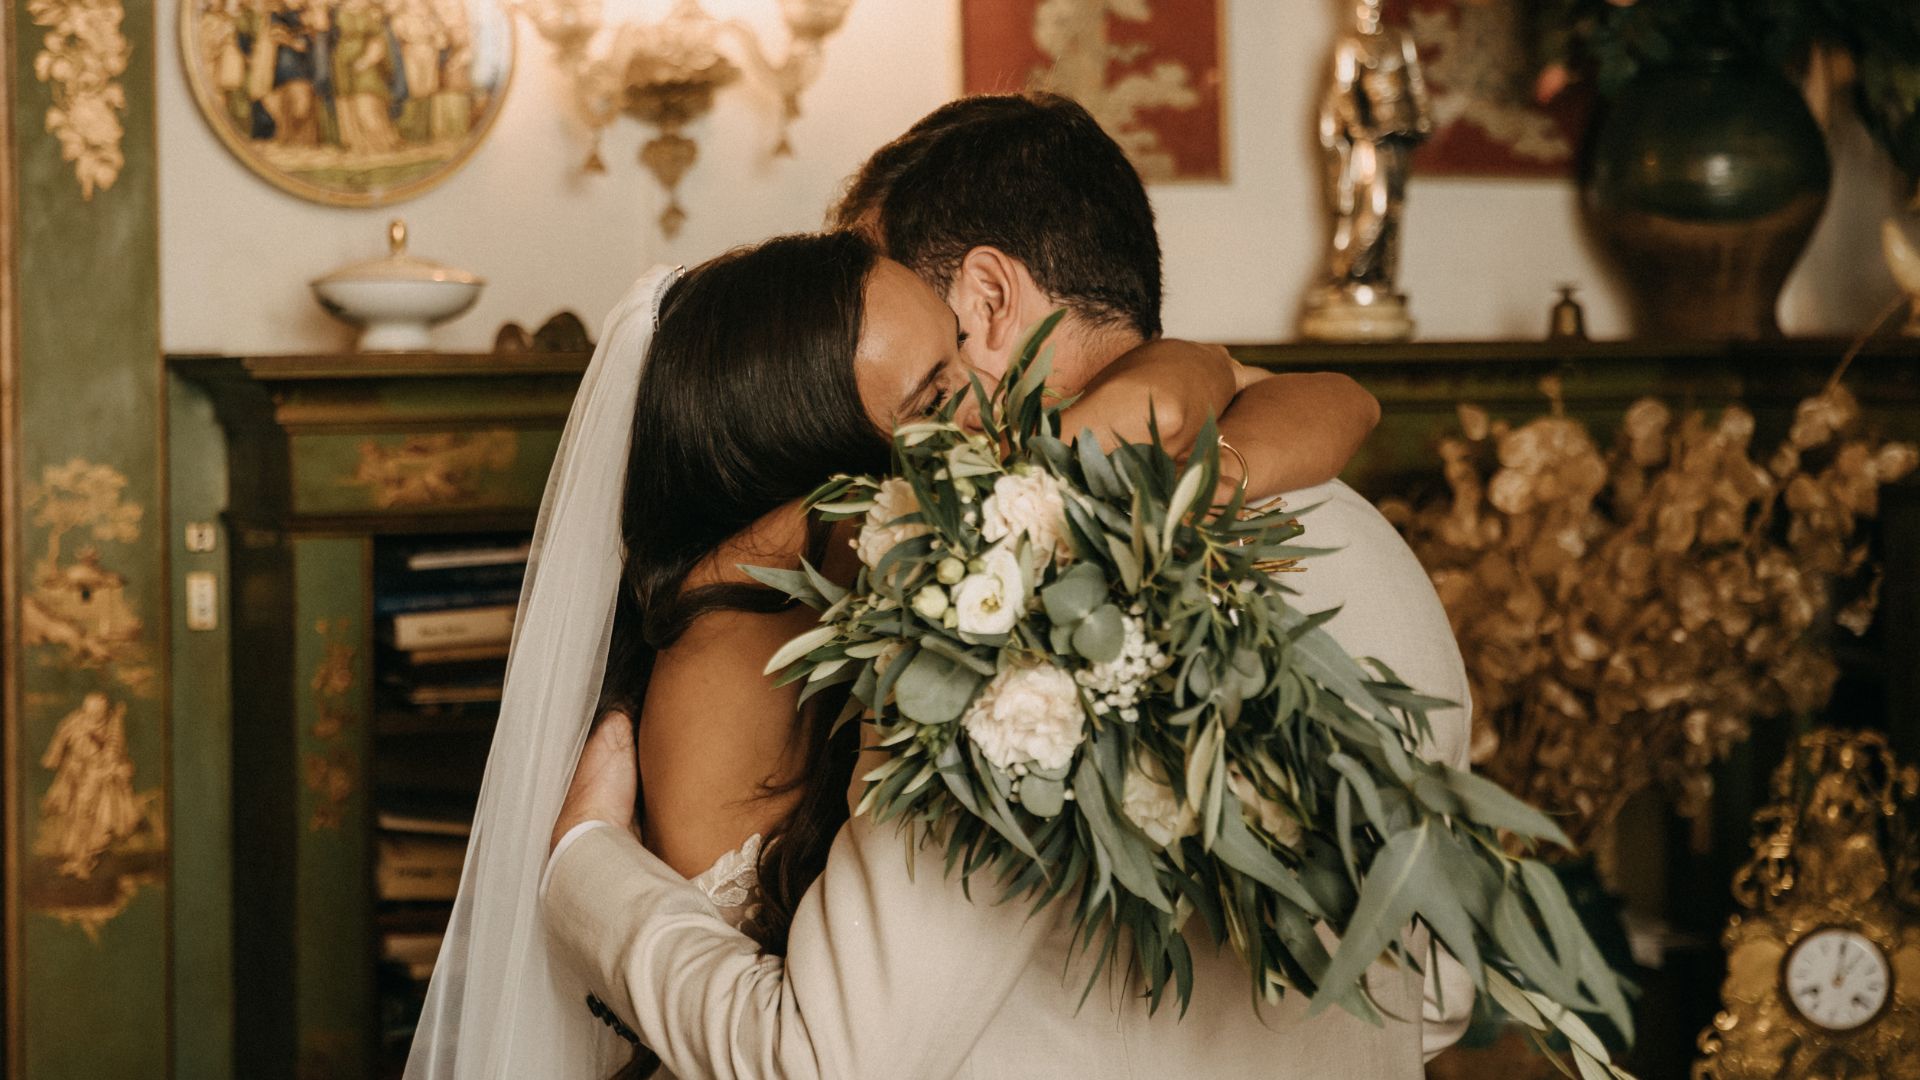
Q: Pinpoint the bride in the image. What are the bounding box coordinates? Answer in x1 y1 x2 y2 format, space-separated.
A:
404 230 1377 1078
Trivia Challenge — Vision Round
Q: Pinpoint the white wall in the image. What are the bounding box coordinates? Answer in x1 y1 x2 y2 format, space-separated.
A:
157 0 1908 354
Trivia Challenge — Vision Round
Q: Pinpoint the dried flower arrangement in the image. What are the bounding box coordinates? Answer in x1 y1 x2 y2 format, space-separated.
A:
1381 379 1917 858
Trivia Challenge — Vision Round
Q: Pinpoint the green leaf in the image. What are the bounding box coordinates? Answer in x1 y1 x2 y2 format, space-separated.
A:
918 634 998 677
1042 562 1108 625
895 649 984 724
934 739 983 818
1075 429 1123 499
1447 768 1572 848
1073 757 1172 913
1161 465 1207 552
1311 822 1437 1016
1105 534 1143 592
970 742 1042 861
1022 775 1066 817
763 624 836 676
739 564 824 607
1212 793 1325 917
1072 604 1126 664
1491 888 1593 1010
1327 753 1391 833
800 558 849 606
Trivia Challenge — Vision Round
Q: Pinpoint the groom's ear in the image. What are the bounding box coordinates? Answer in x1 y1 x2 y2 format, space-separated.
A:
949 246 1028 360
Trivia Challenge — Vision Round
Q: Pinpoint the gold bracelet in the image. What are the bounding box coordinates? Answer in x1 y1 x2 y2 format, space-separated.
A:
1218 437 1250 495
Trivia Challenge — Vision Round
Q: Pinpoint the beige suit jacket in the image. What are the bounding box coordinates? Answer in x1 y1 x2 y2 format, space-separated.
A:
543 480 1475 1079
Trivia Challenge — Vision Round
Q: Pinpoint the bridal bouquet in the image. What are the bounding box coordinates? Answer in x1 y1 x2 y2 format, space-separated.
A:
756 314 1635 1074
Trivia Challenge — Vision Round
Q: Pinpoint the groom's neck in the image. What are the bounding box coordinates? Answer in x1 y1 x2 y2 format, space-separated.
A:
1056 319 1148 392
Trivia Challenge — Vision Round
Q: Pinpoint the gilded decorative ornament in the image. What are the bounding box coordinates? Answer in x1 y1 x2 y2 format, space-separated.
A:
1383 380 1917 859
518 0 855 235
1694 729 1920 1079
348 429 518 508
305 619 359 832
28 691 167 938
28 0 131 198
21 458 155 693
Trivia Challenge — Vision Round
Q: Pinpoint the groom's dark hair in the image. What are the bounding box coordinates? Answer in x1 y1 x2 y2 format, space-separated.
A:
832 92 1163 339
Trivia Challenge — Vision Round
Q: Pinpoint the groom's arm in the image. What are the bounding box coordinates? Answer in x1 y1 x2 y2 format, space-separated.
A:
544 818 1055 1080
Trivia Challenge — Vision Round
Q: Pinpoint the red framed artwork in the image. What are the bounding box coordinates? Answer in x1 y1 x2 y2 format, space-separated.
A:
1383 0 1590 178
960 0 1227 182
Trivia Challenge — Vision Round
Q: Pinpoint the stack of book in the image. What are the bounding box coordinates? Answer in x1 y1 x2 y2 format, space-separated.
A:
374 804 468 1055
375 807 470 903
376 538 528 710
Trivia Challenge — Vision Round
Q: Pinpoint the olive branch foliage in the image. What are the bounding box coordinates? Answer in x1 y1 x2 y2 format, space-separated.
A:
752 314 1637 1074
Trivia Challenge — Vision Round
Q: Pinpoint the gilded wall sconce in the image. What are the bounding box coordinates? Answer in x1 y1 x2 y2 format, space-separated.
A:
519 0 856 235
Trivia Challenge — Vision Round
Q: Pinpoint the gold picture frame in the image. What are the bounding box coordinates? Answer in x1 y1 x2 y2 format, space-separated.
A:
178 0 514 207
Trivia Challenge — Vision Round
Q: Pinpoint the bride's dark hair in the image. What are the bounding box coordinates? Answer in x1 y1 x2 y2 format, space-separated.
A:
600 231 886 973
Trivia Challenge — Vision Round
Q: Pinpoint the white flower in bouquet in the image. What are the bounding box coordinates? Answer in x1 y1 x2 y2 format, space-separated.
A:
854 477 930 568
952 547 1027 636
962 659 1084 772
981 469 1072 561
1227 763 1302 848
1121 754 1198 848
1074 611 1166 721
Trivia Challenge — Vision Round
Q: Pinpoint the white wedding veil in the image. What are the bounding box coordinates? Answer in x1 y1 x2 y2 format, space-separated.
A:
405 266 682 1079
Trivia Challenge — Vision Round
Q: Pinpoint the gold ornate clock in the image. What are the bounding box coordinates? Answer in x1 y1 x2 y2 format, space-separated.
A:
1695 729 1920 1079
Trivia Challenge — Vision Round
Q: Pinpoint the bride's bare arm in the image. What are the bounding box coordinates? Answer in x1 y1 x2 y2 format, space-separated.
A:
1060 340 1378 496
636 606 814 878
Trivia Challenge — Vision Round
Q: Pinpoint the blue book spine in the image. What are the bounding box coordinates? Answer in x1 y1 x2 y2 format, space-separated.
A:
375 586 524 617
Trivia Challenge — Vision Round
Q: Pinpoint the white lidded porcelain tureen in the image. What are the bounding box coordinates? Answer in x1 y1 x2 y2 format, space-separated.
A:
311 220 485 351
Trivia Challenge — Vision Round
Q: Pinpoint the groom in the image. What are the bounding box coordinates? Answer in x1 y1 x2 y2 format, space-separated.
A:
545 93 1474 1078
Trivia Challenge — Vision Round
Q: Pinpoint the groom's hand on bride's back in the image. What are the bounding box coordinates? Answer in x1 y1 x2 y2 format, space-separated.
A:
550 711 641 856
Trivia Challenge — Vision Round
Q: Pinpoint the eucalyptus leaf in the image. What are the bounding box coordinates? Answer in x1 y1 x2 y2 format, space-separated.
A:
1072 604 1126 663
1448 768 1573 848
1022 775 1066 818
1311 822 1437 1016
1042 562 1109 625
895 649 983 724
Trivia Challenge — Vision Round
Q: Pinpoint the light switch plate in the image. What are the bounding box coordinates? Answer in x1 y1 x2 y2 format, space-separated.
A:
186 571 219 631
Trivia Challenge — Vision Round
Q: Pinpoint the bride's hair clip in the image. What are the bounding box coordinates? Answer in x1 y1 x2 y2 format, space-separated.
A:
652 266 685 330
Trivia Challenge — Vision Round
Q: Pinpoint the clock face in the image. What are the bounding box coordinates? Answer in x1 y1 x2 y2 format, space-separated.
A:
1784 928 1892 1032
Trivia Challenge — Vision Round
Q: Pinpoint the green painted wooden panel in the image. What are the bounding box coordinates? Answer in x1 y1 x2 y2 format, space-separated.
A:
292 537 374 1078
168 374 235 1080
289 428 562 517
9 0 168 1070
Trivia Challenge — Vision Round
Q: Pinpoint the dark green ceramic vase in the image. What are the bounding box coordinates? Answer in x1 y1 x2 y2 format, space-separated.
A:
1583 52 1831 339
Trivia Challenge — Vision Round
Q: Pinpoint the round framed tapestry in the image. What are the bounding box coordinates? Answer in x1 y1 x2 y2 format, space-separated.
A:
180 0 514 206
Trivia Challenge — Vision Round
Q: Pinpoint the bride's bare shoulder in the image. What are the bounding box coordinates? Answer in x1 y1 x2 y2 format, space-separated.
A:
636 605 812 877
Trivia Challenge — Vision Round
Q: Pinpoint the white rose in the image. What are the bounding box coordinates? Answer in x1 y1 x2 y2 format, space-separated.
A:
1122 754 1197 849
854 478 930 569
952 547 1026 636
962 660 1085 772
980 471 1071 561
1227 764 1302 847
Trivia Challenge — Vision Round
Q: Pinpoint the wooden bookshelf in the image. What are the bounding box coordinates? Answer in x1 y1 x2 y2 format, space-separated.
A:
170 351 583 1080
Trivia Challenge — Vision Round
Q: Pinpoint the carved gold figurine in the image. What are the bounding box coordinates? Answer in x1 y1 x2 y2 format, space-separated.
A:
1694 729 1920 1079
1301 0 1432 342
